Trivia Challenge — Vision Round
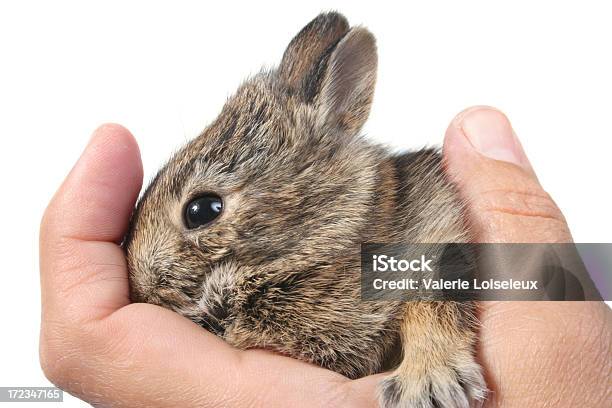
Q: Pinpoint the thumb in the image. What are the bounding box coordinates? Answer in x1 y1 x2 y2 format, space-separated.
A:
443 106 572 243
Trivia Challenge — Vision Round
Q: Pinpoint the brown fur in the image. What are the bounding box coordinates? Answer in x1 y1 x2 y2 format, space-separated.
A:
124 12 486 407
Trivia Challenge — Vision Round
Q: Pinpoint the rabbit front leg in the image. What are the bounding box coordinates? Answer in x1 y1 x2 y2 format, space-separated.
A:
379 301 487 408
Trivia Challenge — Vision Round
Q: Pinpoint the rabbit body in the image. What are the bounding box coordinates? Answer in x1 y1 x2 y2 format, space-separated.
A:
126 12 486 408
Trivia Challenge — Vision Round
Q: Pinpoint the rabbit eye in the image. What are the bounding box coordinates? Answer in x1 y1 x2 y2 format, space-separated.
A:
184 194 223 229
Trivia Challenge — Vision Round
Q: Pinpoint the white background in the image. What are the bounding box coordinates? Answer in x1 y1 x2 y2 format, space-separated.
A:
1 1 611 406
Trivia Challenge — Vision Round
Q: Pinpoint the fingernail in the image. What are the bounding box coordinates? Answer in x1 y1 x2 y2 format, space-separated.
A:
458 107 529 168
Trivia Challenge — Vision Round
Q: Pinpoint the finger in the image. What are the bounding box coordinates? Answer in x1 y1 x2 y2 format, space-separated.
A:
443 106 572 243
443 108 611 407
40 124 143 322
42 123 143 242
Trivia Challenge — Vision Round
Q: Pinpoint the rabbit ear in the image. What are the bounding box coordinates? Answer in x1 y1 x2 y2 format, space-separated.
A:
278 12 349 97
317 27 377 135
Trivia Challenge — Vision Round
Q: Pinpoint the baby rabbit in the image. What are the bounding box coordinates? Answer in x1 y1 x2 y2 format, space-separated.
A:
125 12 486 408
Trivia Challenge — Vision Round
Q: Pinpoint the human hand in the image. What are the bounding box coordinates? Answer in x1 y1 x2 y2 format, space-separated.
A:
40 109 611 407
38 124 381 407
443 106 611 407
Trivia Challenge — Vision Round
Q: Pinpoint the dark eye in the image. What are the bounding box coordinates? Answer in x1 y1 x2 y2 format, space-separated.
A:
184 194 223 229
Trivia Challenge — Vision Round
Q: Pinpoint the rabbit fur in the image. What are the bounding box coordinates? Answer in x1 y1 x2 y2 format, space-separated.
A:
125 12 486 408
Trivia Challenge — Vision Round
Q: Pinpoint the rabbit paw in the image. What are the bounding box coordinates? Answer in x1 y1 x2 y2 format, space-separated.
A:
378 359 487 408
